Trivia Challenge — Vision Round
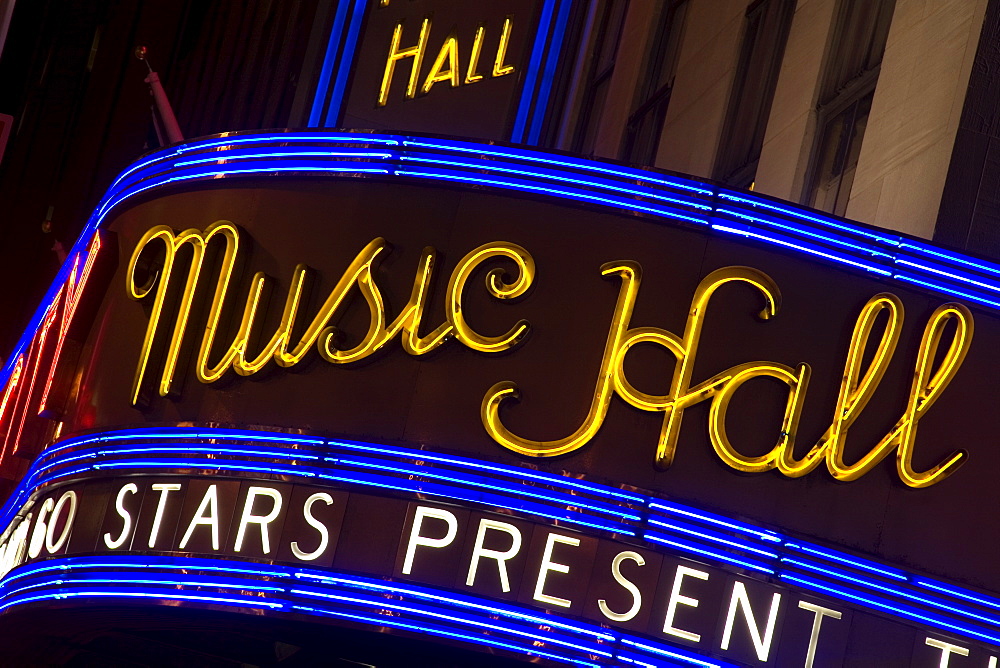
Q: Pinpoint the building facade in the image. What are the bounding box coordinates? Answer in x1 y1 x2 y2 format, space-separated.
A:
0 1 999 665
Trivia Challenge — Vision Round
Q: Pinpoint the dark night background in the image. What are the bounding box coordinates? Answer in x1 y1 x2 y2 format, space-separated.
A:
0 0 330 360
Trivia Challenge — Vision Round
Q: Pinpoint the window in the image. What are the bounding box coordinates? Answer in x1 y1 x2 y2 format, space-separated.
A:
620 0 688 166
713 0 796 188
804 0 896 216
571 0 630 155
808 91 872 215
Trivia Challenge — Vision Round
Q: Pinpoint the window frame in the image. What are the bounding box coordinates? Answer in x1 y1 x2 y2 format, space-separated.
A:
712 0 797 188
801 0 896 214
619 0 688 166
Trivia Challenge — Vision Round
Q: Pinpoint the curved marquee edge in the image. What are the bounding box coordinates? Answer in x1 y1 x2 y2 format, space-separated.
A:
0 426 998 652
0 555 730 668
4 130 1000 393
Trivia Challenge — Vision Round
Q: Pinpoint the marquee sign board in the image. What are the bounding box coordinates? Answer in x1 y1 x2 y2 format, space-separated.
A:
1 471 997 666
1 132 999 666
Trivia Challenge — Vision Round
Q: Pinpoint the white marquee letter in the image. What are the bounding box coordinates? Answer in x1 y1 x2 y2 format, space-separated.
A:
663 565 709 642
798 600 842 668
466 519 522 592
44 490 77 554
533 533 580 608
925 638 969 667
234 486 283 553
148 483 182 548
291 492 334 561
28 499 54 559
402 506 458 575
103 483 139 550
179 484 220 551
721 581 782 662
598 550 645 622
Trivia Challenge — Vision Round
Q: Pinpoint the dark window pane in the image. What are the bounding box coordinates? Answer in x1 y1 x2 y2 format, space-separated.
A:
714 0 796 185
576 74 612 155
620 0 688 165
820 0 896 103
805 0 895 214
571 0 630 154
622 91 672 165
641 1 687 99
808 93 873 216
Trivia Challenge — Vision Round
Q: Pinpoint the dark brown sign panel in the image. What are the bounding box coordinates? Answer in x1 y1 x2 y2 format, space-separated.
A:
341 0 539 138
58 175 1000 604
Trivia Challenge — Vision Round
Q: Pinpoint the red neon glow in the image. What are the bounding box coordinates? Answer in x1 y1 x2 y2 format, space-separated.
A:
38 233 102 415
0 355 25 466
0 356 24 448
7 296 62 460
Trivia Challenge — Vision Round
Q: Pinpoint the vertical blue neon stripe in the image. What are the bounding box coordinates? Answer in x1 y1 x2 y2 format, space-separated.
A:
526 0 572 145
512 0 559 142
309 0 353 127
324 0 369 127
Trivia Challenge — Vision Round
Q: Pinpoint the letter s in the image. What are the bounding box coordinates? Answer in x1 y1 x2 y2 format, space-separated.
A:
291 492 334 561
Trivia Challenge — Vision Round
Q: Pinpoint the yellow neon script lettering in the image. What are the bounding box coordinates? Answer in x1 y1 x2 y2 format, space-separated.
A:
126 221 239 404
127 225 971 488
614 266 781 469
483 261 971 488
708 361 811 474
447 242 534 353
379 18 431 105
482 261 640 457
483 265 779 463
826 302 973 488
493 17 515 77
819 294 904 479
896 303 973 487
128 226 534 401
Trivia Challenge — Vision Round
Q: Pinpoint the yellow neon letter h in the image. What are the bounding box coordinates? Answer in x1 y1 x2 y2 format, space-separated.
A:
379 18 431 106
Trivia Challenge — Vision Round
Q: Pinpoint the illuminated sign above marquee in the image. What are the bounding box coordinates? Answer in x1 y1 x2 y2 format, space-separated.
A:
332 0 563 141
377 15 517 106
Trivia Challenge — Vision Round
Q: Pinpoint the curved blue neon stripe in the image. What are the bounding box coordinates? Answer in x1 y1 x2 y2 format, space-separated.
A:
782 558 1000 629
0 555 735 668
400 138 716 194
7 129 1000 397
781 573 1000 647
17 447 635 535
2 428 1000 650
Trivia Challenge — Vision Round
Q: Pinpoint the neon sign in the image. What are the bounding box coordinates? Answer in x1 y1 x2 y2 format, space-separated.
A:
126 225 971 487
0 233 105 478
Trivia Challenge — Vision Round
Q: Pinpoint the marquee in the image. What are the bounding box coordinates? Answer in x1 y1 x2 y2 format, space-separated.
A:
0 131 998 666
